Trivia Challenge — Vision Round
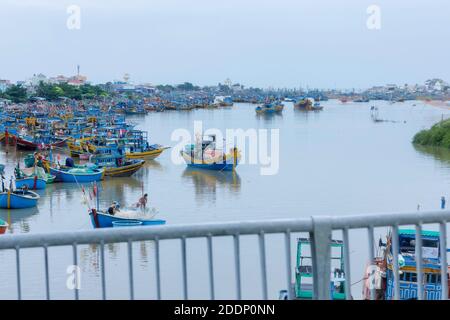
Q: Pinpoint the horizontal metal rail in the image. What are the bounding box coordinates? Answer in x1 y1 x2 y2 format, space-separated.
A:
0 210 449 300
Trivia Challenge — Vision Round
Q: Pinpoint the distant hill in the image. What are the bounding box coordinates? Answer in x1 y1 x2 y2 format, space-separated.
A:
413 119 450 148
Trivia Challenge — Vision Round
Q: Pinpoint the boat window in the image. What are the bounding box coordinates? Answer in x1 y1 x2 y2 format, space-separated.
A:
400 272 407 281
410 273 417 282
427 274 437 284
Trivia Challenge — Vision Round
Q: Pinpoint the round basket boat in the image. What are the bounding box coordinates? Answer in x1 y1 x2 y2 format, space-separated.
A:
112 220 143 228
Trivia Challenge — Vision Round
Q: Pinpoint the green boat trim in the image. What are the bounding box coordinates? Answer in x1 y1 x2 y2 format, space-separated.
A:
294 238 347 300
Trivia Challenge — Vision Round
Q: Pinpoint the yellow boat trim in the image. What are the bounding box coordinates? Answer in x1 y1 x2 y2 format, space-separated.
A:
104 161 145 176
7 189 10 209
125 147 168 160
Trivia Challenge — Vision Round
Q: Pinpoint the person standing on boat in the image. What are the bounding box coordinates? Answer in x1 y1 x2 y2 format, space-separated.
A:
441 196 446 210
107 201 120 215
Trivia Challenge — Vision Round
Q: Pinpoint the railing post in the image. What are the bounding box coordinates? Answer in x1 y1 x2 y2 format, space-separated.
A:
311 216 332 300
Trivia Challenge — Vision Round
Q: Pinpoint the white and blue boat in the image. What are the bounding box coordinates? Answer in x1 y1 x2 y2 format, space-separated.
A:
0 190 40 209
50 166 104 183
180 135 240 171
363 229 447 300
89 209 166 228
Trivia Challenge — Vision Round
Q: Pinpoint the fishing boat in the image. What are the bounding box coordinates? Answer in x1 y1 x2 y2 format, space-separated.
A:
280 238 347 300
312 100 324 111
126 145 169 160
89 208 166 228
294 98 313 110
67 137 95 157
180 135 240 171
15 135 67 150
255 101 284 114
0 189 40 209
49 166 105 183
91 145 145 177
362 229 449 300
122 130 169 160
0 218 8 234
16 165 55 185
214 96 233 107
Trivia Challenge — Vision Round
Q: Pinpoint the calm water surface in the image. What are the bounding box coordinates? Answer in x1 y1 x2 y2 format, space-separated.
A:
1 100 450 299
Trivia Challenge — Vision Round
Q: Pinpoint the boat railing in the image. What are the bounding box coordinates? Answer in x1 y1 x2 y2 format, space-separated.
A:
0 210 449 300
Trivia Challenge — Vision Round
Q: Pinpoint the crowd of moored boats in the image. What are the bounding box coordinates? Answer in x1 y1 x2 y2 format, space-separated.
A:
0 103 242 231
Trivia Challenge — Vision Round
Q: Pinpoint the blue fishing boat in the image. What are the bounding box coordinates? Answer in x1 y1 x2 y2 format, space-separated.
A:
15 177 46 190
362 229 449 300
0 190 40 209
89 208 166 228
50 166 104 183
255 101 284 114
180 135 240 171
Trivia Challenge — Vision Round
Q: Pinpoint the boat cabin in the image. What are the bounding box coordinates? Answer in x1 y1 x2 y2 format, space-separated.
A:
294 238 346 300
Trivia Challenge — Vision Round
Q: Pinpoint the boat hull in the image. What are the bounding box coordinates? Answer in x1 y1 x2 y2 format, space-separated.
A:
103 160 145 177
16 137 68 150
15 177 47 190
125 148 167 160
89 211 166 228
49 167 104 183
181 151 239 171
0 191 39 209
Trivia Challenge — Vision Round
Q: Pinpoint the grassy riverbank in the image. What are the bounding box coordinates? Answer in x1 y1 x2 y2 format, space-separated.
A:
413 119 450 148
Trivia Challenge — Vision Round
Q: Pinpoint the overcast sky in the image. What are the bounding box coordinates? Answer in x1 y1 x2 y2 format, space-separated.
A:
0 0 448 88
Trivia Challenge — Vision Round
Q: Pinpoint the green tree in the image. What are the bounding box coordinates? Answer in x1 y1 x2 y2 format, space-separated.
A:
2 84 28 103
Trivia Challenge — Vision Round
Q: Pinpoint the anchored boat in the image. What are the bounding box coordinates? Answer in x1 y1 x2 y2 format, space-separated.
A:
255 101 284 114
0 189 40 209
50 166 104 183
362 229 449 300
89 208 166 228
180 135 240 171
280 238 347 300
123 130 169 160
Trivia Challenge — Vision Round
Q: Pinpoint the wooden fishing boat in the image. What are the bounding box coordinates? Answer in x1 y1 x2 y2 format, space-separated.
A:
0 190 40 209
255 102 284 114
294 98 313 110
67 137 95 157
180 135 240 171
16 136 68 150
0 218 8 234
103 159 145 177
125 145 169 160
89 208 166 228
362 229 449 300
91 144 146 177
49 166 105 183
15 177 47 190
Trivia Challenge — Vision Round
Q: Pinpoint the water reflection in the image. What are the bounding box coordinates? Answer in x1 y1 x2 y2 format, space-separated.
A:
182 169 241 202
414 144 450 166
255 113 283 122
0 207 39 233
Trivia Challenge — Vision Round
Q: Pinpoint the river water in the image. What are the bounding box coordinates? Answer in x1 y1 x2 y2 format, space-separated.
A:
0 100 449 299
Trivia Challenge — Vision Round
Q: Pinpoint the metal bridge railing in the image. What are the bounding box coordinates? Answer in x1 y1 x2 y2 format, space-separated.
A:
0 210 449 300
